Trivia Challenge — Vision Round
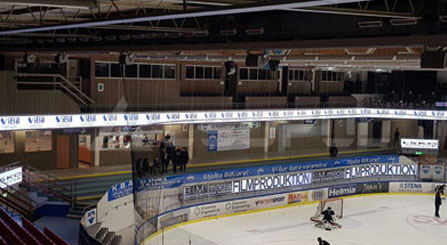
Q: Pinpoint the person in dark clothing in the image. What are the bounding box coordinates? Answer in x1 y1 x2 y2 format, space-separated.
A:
435 184 446 195
172 148 181 174
179 147 189 172
435 190 442 218
159 147 169 173
142 158 149 176
322 207 335 223
317 237 330 245
329 144 338 157
135 158 142 177
321 207 341 229
394 128 400 147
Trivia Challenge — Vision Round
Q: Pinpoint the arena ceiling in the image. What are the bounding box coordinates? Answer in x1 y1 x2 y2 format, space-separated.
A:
0 0 445 52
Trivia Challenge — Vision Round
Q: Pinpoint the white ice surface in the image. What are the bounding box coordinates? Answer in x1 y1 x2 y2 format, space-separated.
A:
147 195 447 245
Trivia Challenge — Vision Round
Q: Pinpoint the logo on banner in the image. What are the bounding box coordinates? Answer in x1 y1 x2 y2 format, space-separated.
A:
167 113 180 120
207 131 218 152
288 192 309 204
124 114 138 124
56 115 73 125
80 115 96 124
395 182 423 193
0 167 22 188
312 190 325 201
185 113 197 119
0 117 20 128
103 114 118 124
328 185 357 198
86 209 96 227
27 116 45 127
146 113 160 121
255 196 285 206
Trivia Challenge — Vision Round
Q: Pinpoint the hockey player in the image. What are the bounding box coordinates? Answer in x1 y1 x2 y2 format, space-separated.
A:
435 184 446 195
317 237 330 245
435 189 442 218
311 207 342 230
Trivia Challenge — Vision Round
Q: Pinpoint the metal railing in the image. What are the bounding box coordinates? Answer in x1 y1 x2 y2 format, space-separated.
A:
15 73 94 105
3 162 78 209
23 164 77 208
0 178 36 219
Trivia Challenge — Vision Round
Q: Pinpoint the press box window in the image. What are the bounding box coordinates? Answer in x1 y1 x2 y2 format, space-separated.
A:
95 63 110 77
0 132 15 154
25 130 52 152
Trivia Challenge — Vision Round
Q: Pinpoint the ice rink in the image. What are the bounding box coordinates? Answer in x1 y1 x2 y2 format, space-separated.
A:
147 194 447 245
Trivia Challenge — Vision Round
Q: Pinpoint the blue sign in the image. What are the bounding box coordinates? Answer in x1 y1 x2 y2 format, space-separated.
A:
108 180 133 201
134 155 399 192
207 131 218 152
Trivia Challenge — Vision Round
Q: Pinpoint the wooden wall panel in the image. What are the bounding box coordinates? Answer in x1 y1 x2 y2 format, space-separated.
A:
295 97 321 108
0 71 80 115
237 81 278 95
100 150 132 166
245 97 287 109
180 80 224 96
287 82 312 94
319 81 344 94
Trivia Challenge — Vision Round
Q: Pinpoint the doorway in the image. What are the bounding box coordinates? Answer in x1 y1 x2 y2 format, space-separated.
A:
56 135 70 169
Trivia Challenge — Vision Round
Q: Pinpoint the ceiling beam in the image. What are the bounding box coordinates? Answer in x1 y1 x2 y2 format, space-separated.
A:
0 0 369 35
92 25 207 33
6 34 438 52
0 0 96 9
284 6 421 19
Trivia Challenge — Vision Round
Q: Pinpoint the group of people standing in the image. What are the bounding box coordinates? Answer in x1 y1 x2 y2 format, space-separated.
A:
134 135 189 177
158 144 189 174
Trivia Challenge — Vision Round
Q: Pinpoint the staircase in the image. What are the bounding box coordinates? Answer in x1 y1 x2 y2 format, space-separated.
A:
0 207 69 245
15 73 94 106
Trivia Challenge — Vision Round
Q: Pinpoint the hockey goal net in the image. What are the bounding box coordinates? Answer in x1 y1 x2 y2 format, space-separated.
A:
312 198 343 219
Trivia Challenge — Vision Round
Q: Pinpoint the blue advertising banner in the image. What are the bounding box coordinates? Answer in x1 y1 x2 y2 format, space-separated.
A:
108 180 133 202
134 155 400 192
207 131 218 152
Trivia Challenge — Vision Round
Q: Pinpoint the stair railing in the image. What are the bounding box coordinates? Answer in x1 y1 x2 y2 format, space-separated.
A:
15 73 95 105
20 164 78 209
0 179 35 219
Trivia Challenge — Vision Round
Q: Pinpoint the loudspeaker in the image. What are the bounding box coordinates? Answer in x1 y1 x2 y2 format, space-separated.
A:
245 54 259 67
421 51 447 68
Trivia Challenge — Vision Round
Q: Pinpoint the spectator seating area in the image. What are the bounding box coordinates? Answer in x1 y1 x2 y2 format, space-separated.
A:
0 207 68 245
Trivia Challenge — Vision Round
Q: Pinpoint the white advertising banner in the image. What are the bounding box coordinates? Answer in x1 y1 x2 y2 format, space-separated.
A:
400 138 439 150
3 108 447 131
389 182 443 193
217 129 250 151
0 167 22 188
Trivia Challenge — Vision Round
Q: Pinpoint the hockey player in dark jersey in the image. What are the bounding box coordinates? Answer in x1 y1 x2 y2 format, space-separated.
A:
311 207 342 229
317 237 330 245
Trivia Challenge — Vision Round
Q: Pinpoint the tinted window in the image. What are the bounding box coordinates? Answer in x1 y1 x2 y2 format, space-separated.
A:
125 64 138 78
139 64 152 78
95 63 109 77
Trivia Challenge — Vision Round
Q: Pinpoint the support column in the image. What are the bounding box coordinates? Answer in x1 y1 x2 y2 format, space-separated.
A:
357 122 368 147
381 120 391 144
94 129 101 166
188 124 194 160
264 122 270 153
